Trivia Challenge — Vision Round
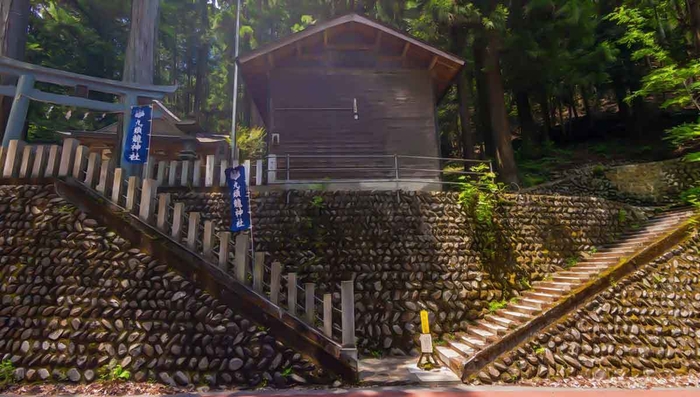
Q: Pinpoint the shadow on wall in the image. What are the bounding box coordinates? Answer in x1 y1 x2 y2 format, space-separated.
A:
169 190 643 355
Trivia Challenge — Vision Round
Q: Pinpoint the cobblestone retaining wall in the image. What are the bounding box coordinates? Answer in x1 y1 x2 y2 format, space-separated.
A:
474 231 700 384
175 190 644 354
0 184 324 387
527 159 700 205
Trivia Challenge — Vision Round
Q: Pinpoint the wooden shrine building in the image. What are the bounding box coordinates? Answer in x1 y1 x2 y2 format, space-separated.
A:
239 13 465 181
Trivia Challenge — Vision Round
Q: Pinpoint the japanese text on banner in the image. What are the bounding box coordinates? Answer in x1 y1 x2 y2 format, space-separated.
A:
225 165 251 232
123 105 152 164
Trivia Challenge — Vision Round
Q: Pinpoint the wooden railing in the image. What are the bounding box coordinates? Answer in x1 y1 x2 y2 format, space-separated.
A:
142 154 492 188
0 138 357 361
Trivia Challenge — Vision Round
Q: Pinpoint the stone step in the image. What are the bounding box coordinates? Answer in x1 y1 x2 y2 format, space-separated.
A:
522 290 560 302
519 297 546 308
435 345 467 374
500 310 531 322
460 335 488 350
445 339 475 358
532 286 568 295
485 314 519 328
466 327 497 342
557 271 594 279
551 275 588 283
477 321 508 336
535 281 574 291
510 304 541 316
571 266 606 272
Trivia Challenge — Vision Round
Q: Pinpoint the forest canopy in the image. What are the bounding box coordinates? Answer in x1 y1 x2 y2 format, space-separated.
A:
2 0 700 184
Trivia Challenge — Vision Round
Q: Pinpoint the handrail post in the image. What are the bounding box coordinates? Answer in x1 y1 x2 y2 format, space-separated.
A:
171 202 185 241
253 252 265 292
323 294 333 338
58 138 78 177
202 220 215 260
218 232 231 269
267 154 277 184
270 261 281 305
305 282 315 324
125 176 139 212
187 212 201 251
286 154 290 181
139 179 158 223
288 273 297 316
234 233 249 282
341 280 357 360
156 193 170 231
111 168 123 205
394 154 399 180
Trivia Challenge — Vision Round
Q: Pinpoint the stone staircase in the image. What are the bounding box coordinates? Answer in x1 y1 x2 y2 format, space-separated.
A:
435 207 696 377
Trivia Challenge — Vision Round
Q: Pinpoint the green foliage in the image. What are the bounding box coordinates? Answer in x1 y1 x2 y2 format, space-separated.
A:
281 367 294 377
488 299 508 313
458 164 503 228
564 256 579 269
228 126 267 159
681 186 700 206
0 360 15 386
591 164 607 176
533 345 546 355
310 196 324 208
369 350 383 359
618 209 628 223
98 364 131 382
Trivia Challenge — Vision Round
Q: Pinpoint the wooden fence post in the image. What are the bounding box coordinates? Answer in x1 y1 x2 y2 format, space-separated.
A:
168 160 178 186
171 202 185 241
270 261 281 305
255 159 263 186
192 159 202 187
19 146 33 178
180 160 191 186
341 280 356 349
323 294 333 338
218 232 231 269
305 282 315 324
84 152 101 187
288 273 297 316
139 179 158 223
58 138 78 177
156 193 170 231
44 145 61 177
267 155 277 183
156 161 167 186
202 220 215 260
253 252 265 292
31 145 47 178
234 233 249 282
111 168 123 204
125 176 139 212
187 212 201 251
96 158 113 195
3 140 25 178
219 159 228 187
72 145 87 179
205 155 216 187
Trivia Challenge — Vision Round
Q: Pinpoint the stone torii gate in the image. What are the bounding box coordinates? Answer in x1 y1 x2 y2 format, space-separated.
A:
0 56 177 176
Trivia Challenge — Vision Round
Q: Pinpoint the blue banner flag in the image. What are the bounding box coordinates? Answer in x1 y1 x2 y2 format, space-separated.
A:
226 165 252 232
123 105 153 164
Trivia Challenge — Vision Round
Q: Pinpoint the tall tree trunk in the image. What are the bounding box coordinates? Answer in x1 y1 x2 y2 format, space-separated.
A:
515 90 538 156
457 68 476 161
689 0 700 55
0 0 30 140
121 0 160 169
193 0 210 117
473 36 494 159
537 91 552 143
483 33 518 185
123 0 160 84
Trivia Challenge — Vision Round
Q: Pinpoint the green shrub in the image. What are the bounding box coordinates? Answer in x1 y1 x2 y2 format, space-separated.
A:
98 364 131 382
0 360 15 386
488 300 508 313
618 209 628 223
